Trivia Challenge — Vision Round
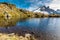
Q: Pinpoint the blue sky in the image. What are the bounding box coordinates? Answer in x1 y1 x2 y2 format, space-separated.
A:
0 0 60 11
0 0 31 8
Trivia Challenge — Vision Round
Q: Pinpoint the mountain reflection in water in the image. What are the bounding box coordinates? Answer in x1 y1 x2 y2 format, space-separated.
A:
0 18 60 40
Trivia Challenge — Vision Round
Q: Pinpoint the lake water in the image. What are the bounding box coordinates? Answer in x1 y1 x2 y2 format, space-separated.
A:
0 18 60 40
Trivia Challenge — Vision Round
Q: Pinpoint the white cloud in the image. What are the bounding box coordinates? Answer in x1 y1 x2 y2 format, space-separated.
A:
27 7 35 11
26 0 60 14
48 0 60 10
27 0 60 11
27 0 52 11
27 1 43 11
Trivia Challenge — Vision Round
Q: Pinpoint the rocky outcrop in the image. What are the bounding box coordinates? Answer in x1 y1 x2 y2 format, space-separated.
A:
0 33 36 40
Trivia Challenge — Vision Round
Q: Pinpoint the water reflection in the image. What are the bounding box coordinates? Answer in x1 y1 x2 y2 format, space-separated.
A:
0 18 60 40
0 17 19 27
16 18 60 40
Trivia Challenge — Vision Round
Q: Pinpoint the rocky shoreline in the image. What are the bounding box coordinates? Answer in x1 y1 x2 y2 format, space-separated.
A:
0 33 36 40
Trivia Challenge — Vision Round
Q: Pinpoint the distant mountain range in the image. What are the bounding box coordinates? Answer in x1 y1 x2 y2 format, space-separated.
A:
40 6 60 14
